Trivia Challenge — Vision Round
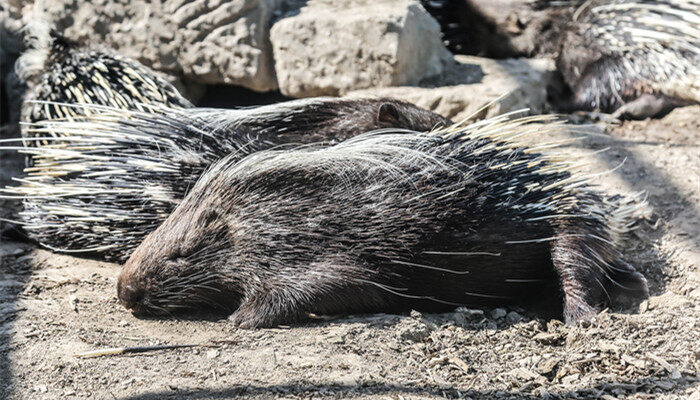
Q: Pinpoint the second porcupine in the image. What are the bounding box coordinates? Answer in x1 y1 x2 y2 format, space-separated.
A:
117 114 649 328
422 0 699 118
6 98 448 261
15 24 192 136
555 0 699 119
4 24 450 260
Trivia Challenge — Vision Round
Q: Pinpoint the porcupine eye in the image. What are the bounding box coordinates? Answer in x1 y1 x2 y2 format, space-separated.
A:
201 207 220 225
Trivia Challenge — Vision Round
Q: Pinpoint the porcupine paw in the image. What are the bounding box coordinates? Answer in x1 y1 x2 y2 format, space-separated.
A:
228 307 272 329
562 296 600 325
612 94 678 120
228 295 303 329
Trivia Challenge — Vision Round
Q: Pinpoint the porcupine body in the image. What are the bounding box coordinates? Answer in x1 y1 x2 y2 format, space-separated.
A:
556 0 700 118
4 24 450 260
116 114 648 328
5 98 450 261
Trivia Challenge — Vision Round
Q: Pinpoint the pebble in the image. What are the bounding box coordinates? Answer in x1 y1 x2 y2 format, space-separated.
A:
505 311 522 324
206 349 219 359
533 332 563 345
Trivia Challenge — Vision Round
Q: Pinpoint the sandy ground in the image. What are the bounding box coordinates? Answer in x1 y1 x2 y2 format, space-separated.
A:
0 106 698 399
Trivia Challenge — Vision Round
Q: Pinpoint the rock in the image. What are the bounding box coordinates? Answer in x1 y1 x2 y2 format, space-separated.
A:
396 318 431 342
206 349 219 359
533 332 564 345
452 307 484 325
11 0 281 92
535 358 559 375
270 0 449 97
171 0 281 91
67 295 79 312
490 308 507 319
510 367 543 382
347 55 557 122
505 311 522 324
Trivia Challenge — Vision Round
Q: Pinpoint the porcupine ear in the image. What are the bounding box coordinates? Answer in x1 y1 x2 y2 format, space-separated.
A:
376 103 403 125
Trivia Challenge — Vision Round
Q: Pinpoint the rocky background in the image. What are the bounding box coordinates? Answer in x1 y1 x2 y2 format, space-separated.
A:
0 1 698 399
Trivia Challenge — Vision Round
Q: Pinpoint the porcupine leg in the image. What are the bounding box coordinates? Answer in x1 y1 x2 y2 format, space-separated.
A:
550 225 648 324
612 94 687 120
550 237 601 324
228 289 306 328
228 261 385 328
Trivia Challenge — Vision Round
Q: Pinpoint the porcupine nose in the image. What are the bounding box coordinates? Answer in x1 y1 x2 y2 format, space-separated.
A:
117 277 145 311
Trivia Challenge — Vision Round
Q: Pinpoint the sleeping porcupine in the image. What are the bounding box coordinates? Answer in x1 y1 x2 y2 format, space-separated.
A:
15 25 192 138
6 99 449 261
422 0 699 118
555 0 699 118
117 114 648 328
3 26 449 260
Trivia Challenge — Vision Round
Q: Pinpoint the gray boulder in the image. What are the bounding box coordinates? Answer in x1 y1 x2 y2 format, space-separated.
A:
270 0 450 97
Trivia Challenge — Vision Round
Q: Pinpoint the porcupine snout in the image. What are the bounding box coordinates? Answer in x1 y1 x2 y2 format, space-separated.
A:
117 273 146 313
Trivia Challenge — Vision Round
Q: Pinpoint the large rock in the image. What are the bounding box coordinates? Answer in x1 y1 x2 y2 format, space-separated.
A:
169 0 282 91
270 0 450 97
9 0 281 92
347 55 558 122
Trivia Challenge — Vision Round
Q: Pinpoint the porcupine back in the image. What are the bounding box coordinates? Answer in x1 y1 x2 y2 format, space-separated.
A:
117 113 649 327
16 25 192 134
2 97 449 260
557 0 700 112
4 25 450 260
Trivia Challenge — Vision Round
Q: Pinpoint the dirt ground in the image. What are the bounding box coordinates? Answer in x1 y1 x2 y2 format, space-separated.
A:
0 106 698 399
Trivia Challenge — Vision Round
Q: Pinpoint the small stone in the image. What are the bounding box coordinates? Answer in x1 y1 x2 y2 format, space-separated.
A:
505 311 522 324
599 341 620 354
118 319 129 327
536 358 559 375
561 373 580 385
533 332 564 345
511 367 542 382
490 308 507 319
396 320 431 342
67 295 79 313
206 349 219 359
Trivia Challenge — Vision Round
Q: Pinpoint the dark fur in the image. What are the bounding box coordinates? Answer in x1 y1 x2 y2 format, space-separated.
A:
9 23 450 261
13 98 450 261
420 0 572 57
118 123 648 328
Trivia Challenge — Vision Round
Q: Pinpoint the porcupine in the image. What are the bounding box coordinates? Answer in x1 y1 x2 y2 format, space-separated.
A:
422 0 699 118
555 0 700 119
15 23 192 141
3 98 450 261
2 24 450 260
116 114 649 328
